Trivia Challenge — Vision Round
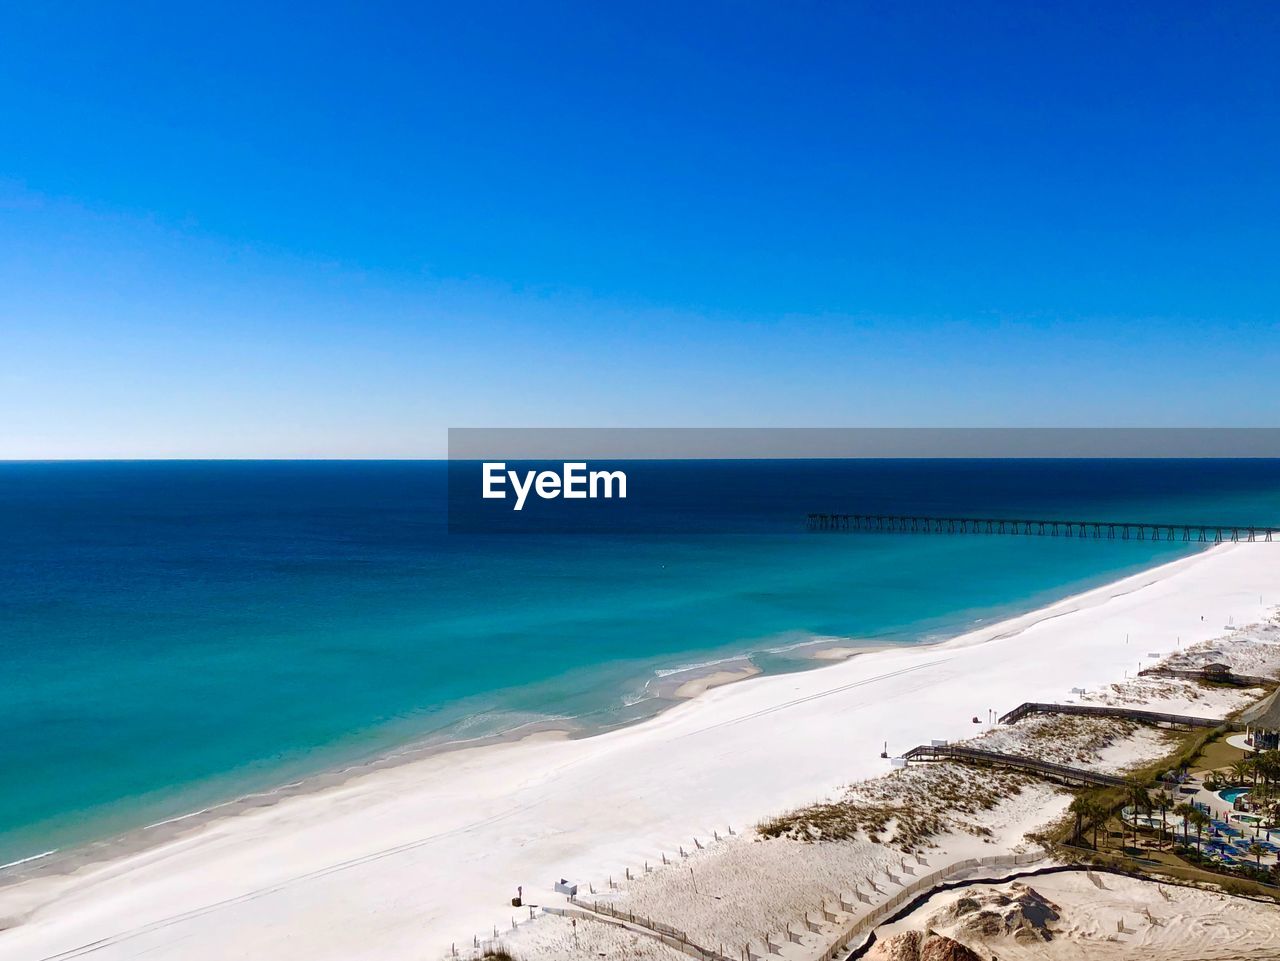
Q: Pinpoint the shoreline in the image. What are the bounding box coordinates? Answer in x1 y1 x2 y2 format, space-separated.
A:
0 551 1199 885
0 637 888 882
2 542 1275 961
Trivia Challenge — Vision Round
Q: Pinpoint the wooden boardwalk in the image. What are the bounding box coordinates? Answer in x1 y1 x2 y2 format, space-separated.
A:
1137 666 1276 688
807 513 1280 543
998 701 1229 729
901 743 1127 787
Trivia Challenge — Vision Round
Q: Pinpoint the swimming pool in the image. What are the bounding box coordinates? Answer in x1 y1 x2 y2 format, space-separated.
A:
1220 787 1250 804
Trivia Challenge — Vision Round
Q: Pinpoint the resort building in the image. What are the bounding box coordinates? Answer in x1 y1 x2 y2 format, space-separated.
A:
1240 688 1280 751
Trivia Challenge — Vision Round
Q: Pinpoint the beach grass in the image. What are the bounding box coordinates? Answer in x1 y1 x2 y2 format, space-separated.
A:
757 764 1032 850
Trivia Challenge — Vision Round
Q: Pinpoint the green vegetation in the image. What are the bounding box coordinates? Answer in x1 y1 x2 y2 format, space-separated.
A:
1055 718 1280 893
757 766 1032 851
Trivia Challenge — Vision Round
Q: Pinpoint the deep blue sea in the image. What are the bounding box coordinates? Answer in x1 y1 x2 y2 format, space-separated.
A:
3 459 1280 867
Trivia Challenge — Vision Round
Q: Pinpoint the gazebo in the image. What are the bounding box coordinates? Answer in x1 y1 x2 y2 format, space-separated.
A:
1240 689 1280 751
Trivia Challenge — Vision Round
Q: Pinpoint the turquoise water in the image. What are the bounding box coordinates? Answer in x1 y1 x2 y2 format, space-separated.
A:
1221 787 1251 804
3 459 1280 867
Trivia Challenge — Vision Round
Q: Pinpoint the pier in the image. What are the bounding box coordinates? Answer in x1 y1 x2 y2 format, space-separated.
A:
806 513 1279 543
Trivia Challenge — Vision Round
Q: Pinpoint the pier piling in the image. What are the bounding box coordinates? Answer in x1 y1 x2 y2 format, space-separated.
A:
805 513 1276 543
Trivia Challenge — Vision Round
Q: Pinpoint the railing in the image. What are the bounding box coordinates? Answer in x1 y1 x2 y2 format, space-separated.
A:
550 850 1046 961
998 701 1229 729
819 849 1048 960
552 899 734 961
566 895 695 944
901 743 1127 787
1137 666 1276 688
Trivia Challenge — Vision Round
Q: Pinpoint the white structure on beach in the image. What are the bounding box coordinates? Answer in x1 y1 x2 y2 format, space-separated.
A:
1240 689 1280 751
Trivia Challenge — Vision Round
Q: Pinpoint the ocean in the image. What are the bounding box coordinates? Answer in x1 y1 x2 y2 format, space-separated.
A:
3 459 1279 868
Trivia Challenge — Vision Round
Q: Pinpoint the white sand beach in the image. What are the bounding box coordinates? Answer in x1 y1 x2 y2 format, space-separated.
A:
2 543 1279 961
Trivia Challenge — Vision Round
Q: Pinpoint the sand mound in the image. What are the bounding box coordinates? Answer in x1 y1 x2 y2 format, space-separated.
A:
866 930 922 960
919 936 983 961
942 881 1060 943
867 930 982 961
874 870 1280 960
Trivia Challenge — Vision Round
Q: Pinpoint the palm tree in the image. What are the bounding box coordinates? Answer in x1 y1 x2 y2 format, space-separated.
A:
1124 780 1153 849
1190 808 1211 855
1155 792 1171 847
1260 804 1280 847
1259 752 1280 799
1068 795 1091 846
1248 842 1266 868
1230 758 1252 787
1174 802 1196 847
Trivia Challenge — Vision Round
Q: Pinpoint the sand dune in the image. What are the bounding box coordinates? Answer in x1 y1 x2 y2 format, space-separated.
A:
874 869 1280 960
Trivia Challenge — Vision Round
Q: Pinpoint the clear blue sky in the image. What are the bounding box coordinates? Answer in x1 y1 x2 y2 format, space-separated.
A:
2 2 1278 457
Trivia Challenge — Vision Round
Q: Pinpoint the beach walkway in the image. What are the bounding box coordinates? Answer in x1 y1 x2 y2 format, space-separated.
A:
901 744 1127 787
997 701 1230 729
